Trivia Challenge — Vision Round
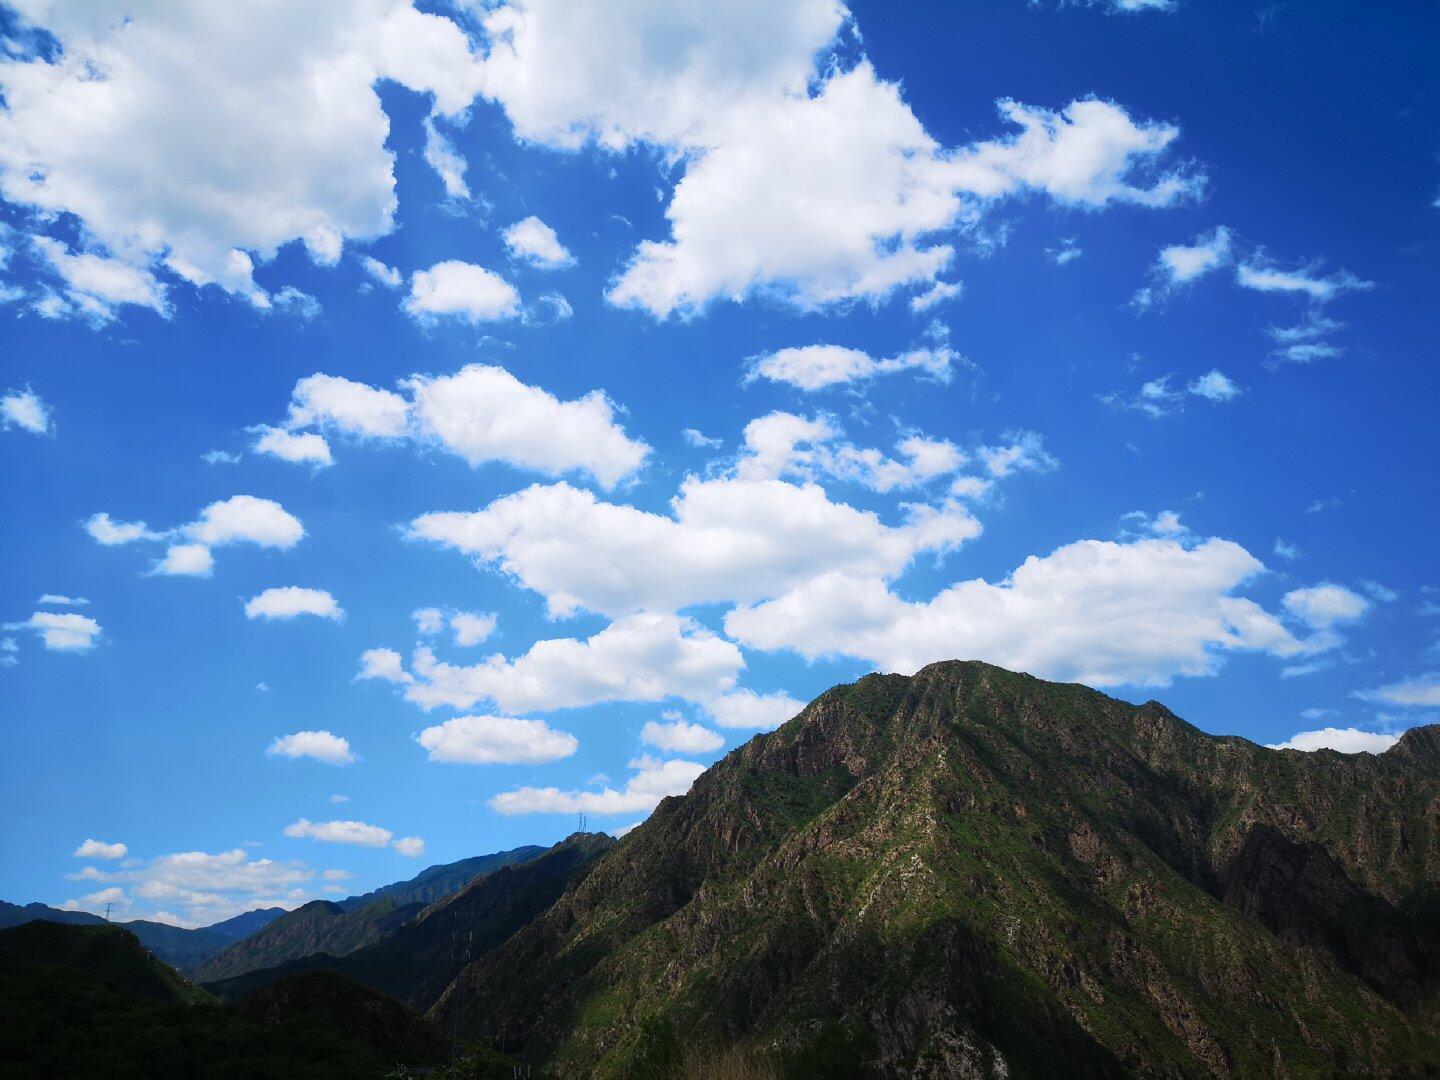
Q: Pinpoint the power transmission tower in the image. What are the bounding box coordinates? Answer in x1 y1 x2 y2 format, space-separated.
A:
578 812 587 832
103 902 112 922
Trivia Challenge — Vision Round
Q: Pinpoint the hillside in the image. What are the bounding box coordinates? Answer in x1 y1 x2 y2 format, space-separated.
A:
0 922 445 1077
203 831 616 1010
336 844 545 910
432 661 1440 1078
190 896 422 983
0 921 208 1004
192 844 546 984
0 901 283 970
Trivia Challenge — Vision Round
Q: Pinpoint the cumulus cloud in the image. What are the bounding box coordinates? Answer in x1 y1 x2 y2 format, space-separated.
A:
417 715 579 764
724 537 1333 688
423 115 470 200
2 388 52 434
408 475 977 618
359 647 412 685
29 236 169 323
38 594 87 607
909 280 962 312
1187 370 1241 402
74 839 127 860
503 216 575 268
4 611 102 652
267 730 355 765
1281 583 1371 631
151 543 215 578
284 818 420 855
0 2 485 311
87 495 304 577
251 426 333 467
405 365 649 488
490 754 705 816
449 611 498 647
379 613 744 714
702 688 805 730
1265 727 1398 754
746 343 956 391
403 261 521 324
245 587 345 622
286 373 410 438
1134 226 1233 307
642 717 725 754
608 72 1200 316
1355 674 1440 708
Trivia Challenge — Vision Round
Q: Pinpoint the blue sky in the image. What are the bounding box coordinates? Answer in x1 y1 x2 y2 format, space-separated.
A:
1 0 1437 926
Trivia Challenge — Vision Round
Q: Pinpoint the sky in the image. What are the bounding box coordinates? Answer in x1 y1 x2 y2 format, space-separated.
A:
0 0 1437 928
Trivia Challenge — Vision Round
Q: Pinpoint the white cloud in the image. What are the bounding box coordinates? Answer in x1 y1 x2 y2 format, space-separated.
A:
423 115 470 200
202 450 242 465
287 373 410 438
251 426 333 467
1355 674 1440 708
403 261 521 324
1045 237 1082 266
37 594 87 607
0 2 485 310
702 688 805 730
284 818 393 848
1281 583 1370 630
359 256 403 290
746 344 955 391
4 611 102 652
682 428 722 449
393 836 425 857
1187 369 1241 402
909 280 962 312
391 612 744 713
503 216 575 269
404 365 648 489
2 388 51 434
413 607 446 635
417 714 579 764
359 647 413 685
608 72 1200 317
1273 538 1300 561
245 587 344 622
642 718 724 754
1155 226 1233 289
1236 263 1373 302
74 839 127 860
408 476 977 618
29 236 168 323
450 611 497 647
490 754 705 816
1265 727 1397 754
328 795 351 805
186 495 305 549
151 543 214 578
724 537 1331 688
267 730 355 765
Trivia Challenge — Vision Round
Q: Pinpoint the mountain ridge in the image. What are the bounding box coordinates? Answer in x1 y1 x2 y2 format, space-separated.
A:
431 660 1440 1077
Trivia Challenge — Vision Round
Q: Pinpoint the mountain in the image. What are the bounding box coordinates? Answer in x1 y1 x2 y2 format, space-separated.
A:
190 895 423 983
199 906 287 942
432 661 1440 1078
0 922 446 1078
191 844 546 983
202 832 616 1010
0 920 208 1004
0 900 231 970
335 844 545 911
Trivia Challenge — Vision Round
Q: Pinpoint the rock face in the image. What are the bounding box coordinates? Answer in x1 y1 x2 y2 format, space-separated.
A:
433 661 1440 1078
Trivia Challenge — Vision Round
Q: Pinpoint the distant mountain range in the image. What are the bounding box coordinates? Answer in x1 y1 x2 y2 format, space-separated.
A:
8 661 1440 1077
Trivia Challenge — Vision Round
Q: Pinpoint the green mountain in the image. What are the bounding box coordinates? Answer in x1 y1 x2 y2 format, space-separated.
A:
431 661 1440 1078
200 906 288 942
190 896 423 983
0 901 240 970
203 831 616 1010
0 922 445 1078
336 844 546 911
0 920 208 1004
190 845 545 984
